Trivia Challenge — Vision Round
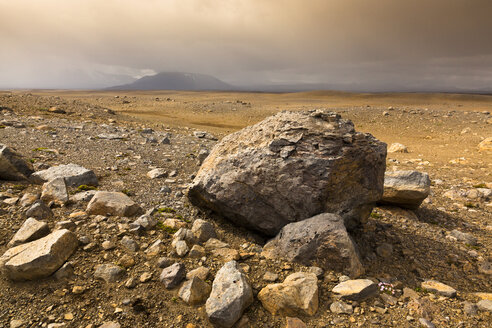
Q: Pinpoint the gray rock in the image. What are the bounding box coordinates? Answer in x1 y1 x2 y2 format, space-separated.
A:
146 168 168 179
188 245 206 258
86 191 142 217
178 276 212 305
380 170 430 209
174 240 189 257
463 301 478 316
0 144 34 181
206 261 253 327
24 200 53 220
71 190 96 202
159 263 186 289
332 279 378 301
54 262 74 280
187 266 210 280
263 271 279 282
41 177 69 205
94 264 125 283
330 300 353 314
120 236 139 252
31 164 98 187
191 219 217 243
449 230 478 246
418 318 436 328
204 238 229 251
173 228 197 245
188 110 386 235
97 133 124 140
8 217 50 247
0 229 78 281
131 215 157 230
198 149 210 164
19 192 39 208
157 257 173 268
262 213 364 277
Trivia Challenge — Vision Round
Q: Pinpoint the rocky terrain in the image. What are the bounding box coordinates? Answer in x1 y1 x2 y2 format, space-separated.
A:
0 91 491 328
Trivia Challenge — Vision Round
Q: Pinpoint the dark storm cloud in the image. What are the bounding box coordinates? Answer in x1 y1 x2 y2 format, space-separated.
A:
0 0 491 91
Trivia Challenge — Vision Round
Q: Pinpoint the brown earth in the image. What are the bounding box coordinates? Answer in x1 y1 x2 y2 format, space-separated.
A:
0 90 491 328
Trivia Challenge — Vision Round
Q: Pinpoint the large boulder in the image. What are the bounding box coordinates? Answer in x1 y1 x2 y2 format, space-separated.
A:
0 229 78 281
188 110 386 235
206 261 253 327
0 144 34 181
262 213 364 277
86 191 142 217
31 164 98 187
380 170 430 209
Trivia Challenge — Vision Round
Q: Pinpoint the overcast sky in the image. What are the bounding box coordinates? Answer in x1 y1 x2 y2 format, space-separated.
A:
1 0 492 91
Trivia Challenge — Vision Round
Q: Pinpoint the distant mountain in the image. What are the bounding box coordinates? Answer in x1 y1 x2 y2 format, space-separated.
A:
107 72 233 91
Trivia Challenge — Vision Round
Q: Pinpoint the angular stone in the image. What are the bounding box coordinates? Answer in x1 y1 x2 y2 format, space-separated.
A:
204 238 229 251
179 276 212 305
174 240 189 257
380 170 431 209
330 300 353 314
86 191 142 217
188 245 206 258
94 264 125 283
206 261 253 328
41 177 69 205
71 190 97 202
332 279 378 301
24 200 53 219
160 263 186 289
285 317 307 328
31 164 98 187
19 192 39 208
187 266 210 281
258 272 318 316
191 219 217 243
262 213 364 277
212 248 240 262
421 280 456 297
477 300 492 312
8 217 49 248
0 144 34 181
0 229 78 281
146 168 168 179
388 143 408 153
120 236 139 252
188 110 386 235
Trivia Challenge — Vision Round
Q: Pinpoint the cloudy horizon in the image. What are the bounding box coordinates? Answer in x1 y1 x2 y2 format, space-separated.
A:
1 0 492 92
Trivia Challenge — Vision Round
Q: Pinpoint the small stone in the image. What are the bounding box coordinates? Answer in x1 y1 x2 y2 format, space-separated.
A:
147 168 168 179
186 266 210 281
157 257 173 268
263 271 279 282
145 240 162 256
178 276 212 305
102 240 116 250
72 286 85 294
86 191 142 217
285 317 307 328
94 264 125 283
449 230 478 246
332 279 378 301
10 319 25 328
330 300 353 314
204 238 229 251
160 263 186 289
140 272 152 283
118 254 135 268
7 217 50 247
421 280 456 297
477 299 492 312
418 318 436 328
64 313 74 321
478 261 492 275
41 177 69 205
191 219 217 243
463 301 478 316
376 243 393 257
99 322 120 328
212 247 240 262
401 287 420 301
188 245 206 258
120 236 139 252
307 266 324 278
25 200 53 220
175 240 189 257
54 262 74 280
388 143 408 153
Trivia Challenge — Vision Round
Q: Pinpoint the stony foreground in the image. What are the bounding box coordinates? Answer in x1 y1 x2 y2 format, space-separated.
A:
0 92 491 327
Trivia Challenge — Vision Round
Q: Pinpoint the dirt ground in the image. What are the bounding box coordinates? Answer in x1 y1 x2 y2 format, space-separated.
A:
0 90 491 328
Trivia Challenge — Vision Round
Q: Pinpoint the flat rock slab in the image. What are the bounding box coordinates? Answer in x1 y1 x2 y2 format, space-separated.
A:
178 276 211 305
206 260 253 328
31 164 98 187
380 170 430 209
0 144 34 181
160 263 186 289
7 217 49 248
258 272 318 316
421 280 457 297
86 191 142 217
332 279 378 301
262 213 364 278
0 229 78 281
188 110 386 236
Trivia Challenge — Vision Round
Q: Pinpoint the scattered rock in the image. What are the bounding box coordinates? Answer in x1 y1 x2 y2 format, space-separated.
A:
421 280 457 297
263 271 279 282
330 300 353 314
31 164 98 187
258 272 318 316
94 264 125 283
0 229 78 281
449 230 478 246
41 177 69 205
188 245 206 258
285 317 307 328
191 219 217 242
86 191 142 216
186 266 210 281
332 279 378 301
178 276 212 305
174 240 190 257
477 299 492 312
388 143 408 153
418 318 436 328
146 168 168 179
0 144 34 180
24 200 53 219
99 322 121 328
376 243 393 258
478 137 492 152
262 213 364 277
7 217 50 247
206 261 253 328
188 110 386 235
380 170 431 209
160 263 186 289
120 236 139 252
